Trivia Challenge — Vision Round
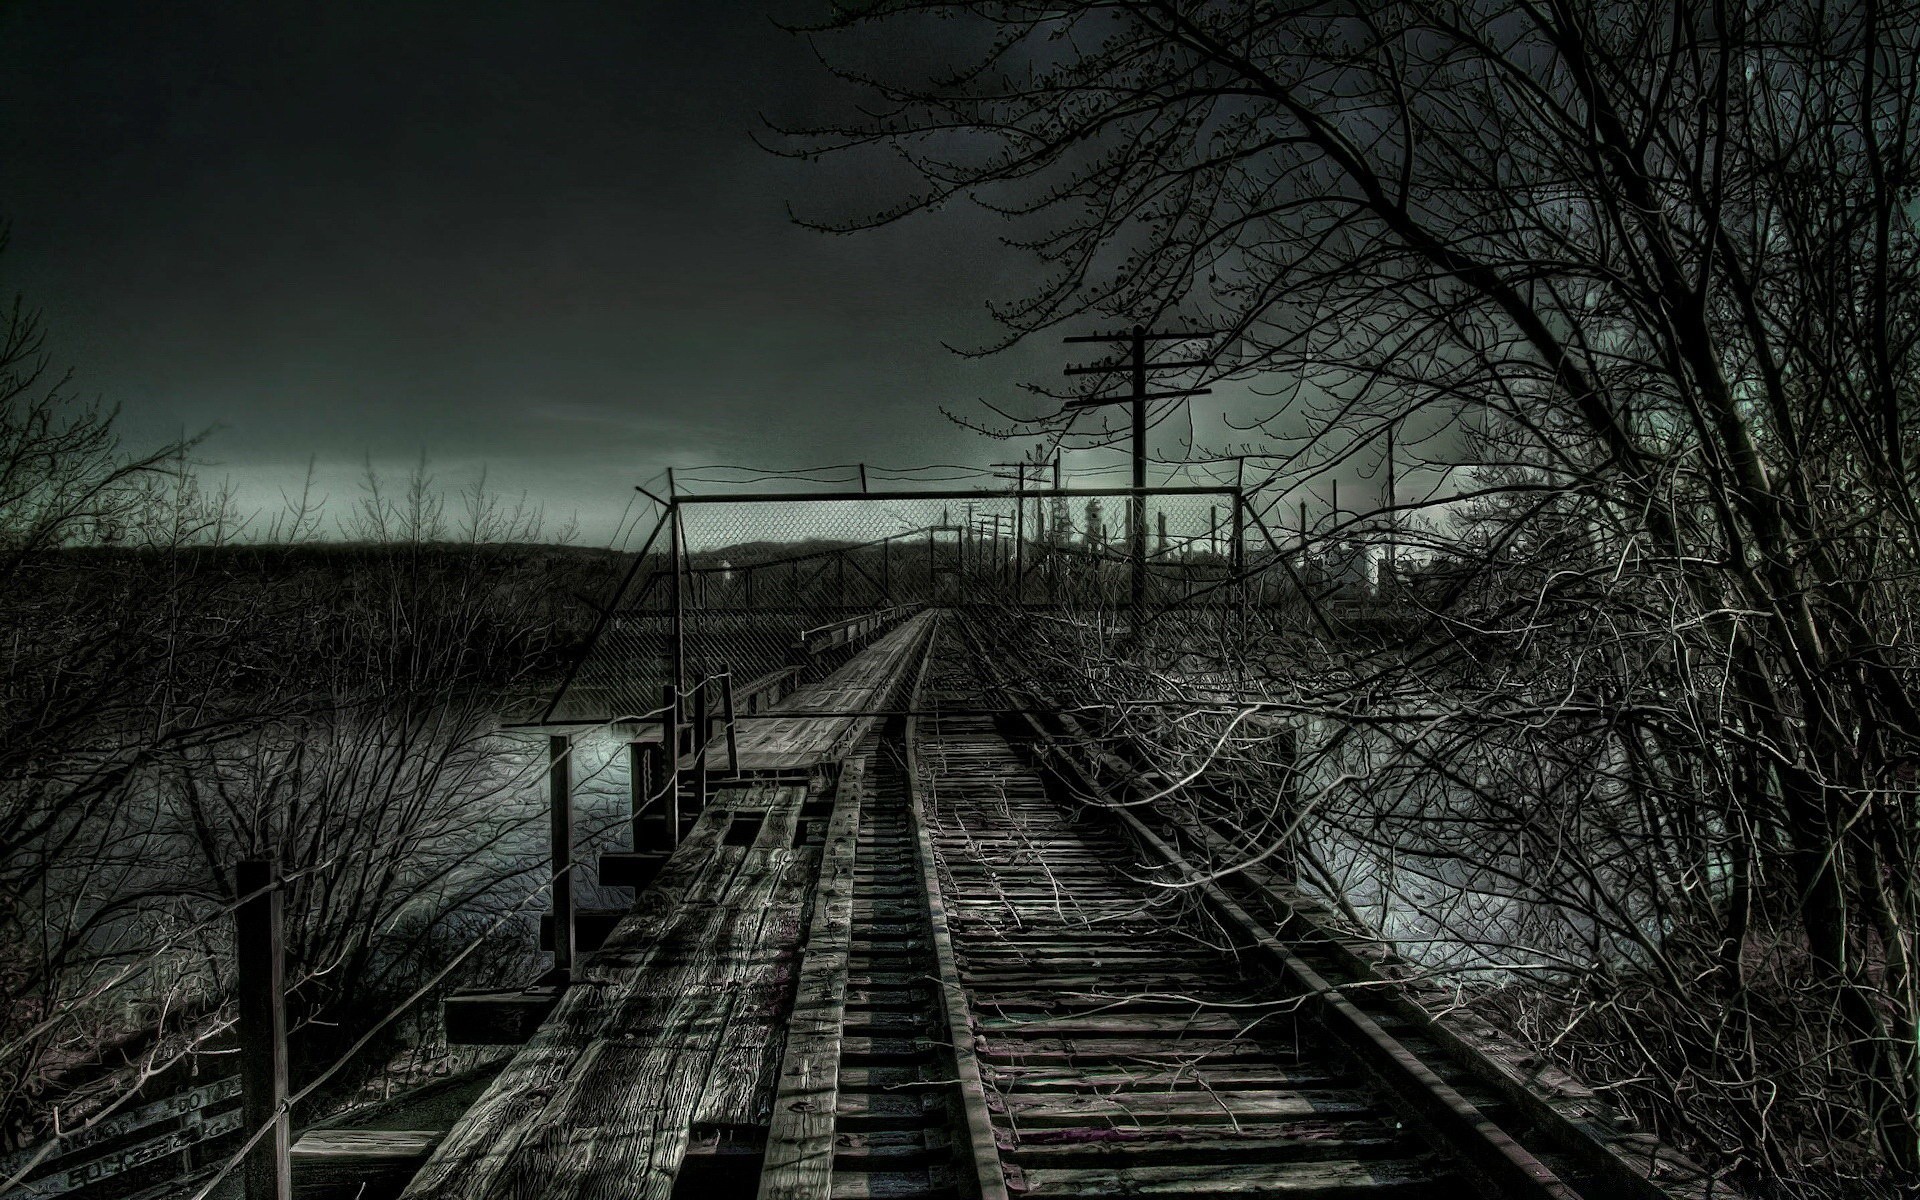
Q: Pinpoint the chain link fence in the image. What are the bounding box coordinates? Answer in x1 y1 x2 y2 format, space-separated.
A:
543 486 1252 721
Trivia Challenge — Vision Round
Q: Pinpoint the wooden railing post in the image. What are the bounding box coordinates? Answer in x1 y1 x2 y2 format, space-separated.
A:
691 677 710 812
661 683 682 844
721 665 739 776
628 740 655 849
549 735 575 981
234 859 290 1200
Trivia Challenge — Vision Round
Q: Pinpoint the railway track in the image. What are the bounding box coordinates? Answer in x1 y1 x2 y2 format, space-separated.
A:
750 610 1737 1200
823 741 960 1197
772 615 1637 1200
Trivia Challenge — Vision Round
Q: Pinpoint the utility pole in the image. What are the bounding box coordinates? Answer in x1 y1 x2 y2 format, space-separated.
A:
990 459 1039 606
1050 456 1065 606
1061 325 1217 637
1384 421 1397 595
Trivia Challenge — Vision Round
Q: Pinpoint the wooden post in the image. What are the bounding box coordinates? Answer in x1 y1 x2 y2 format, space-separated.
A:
661 683 681 843
628 741 657 849
549 735 575 981
691 677 710 812
721 665 739 775
235 859 290 1200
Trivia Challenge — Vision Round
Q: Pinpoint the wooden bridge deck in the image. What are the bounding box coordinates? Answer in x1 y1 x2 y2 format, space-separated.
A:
404 781 815 1200
376 611 1720 1200
397 616 932 1200
696 610 931 773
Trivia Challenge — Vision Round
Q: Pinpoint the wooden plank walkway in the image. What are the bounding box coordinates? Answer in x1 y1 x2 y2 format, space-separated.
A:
700 611 931 773
399 616 932 1200
399 782 814 1200
755 757 865 1200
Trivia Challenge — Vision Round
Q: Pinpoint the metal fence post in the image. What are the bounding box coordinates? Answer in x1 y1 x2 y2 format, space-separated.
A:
235 859 290 1200
1232 493 1248 692
668 486 686 719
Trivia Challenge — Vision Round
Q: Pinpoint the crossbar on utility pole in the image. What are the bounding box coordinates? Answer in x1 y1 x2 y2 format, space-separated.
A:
235 859 290 1200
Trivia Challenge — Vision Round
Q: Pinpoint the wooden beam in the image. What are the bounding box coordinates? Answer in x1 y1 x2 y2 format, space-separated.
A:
441 987 562 1046
756 758 865 1200
598 850 671 890
235 858 291 1200
290 1130 443 1200
538 908 628 953
548 735 575 981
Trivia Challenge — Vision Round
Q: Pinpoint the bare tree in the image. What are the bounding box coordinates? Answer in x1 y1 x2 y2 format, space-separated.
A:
0 328 601 1172
791 2 1920 1191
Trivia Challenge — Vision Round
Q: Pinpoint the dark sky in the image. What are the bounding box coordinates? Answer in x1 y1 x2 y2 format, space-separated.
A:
0 2 1090 542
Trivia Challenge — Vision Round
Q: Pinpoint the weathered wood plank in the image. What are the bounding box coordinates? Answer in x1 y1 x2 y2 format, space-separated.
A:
402 783 806 1200
0 1075 240 1180
995 1089 1382 1127
1016 1156 1449 1195
292 1129 443 1199
698 614 930 771
756 757 865 1200
1000 1126 1406 1169
5 1108 243 1199
442 987 562 1046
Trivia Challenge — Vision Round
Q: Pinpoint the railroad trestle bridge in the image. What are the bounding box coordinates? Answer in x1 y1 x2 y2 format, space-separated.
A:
53 487 1731 1200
